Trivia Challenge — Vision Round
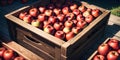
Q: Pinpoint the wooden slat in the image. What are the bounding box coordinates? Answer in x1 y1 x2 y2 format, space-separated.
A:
55 46 61 60
16 28 56 57
17 37 54 60
1 40 43 60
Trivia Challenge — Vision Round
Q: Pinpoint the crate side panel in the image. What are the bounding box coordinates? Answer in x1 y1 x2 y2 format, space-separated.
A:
61 11 110 58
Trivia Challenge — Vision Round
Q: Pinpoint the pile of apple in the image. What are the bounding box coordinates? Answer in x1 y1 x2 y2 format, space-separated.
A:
0 46 25 60
19 0 101 41
93 38 120 60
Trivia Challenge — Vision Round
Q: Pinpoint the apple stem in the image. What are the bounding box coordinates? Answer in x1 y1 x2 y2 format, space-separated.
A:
112 51 116 55
97 55 101 59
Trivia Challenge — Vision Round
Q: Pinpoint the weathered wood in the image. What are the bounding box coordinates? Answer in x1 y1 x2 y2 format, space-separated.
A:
0 39 43 60
16 29 55 60
5 0 111 60
88 37 120 60
61 8 110 59
69 26 105 60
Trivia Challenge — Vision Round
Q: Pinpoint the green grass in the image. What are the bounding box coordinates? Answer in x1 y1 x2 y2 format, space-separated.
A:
111 6 120 17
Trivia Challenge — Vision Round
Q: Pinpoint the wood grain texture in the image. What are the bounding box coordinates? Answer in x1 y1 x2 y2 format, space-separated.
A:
5 0 111 60
0 39 43 60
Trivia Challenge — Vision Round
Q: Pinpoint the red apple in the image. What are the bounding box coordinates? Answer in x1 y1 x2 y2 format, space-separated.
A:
83 11 90 17
66 32 75 41
29 8 39 17
53 8 61 15
21 0 28 3
85 15 94 23
64 20 73 28
73 9 80 15
70 3 77 11
3 49 14 60
19 12 27 20
93 55 105 60
92 9 101 18
39 6 46 13
108 38 119 50
66 13 74 21
14 56 25 60
23 15 32 23
57 14 65 22
48 16 56 24
107 51 119 60
98 43 110 55
55 31 65 40
53 22 63 30
63 27 70 33
77 14 85 21
78 5 87 12
117 49 120 54
43 21 50 28
44 25 54 34
0 47 6 57
44 10 52 16
86 8 92 12
37 14 45 22
31 19 40 27
72 27 81 34
77 20 87 29
72 20 78 25
62 7 69 15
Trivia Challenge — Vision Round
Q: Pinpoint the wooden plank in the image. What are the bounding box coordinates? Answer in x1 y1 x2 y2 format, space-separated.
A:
109 14 120 26
55 46 61 60
17 37 54 60
0 39 43 60
16 30 55 59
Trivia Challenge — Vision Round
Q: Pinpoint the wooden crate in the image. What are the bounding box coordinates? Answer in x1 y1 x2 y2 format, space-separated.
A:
5 0 110 60
88 36 120 60
16 24 105 60
0 38 44 60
